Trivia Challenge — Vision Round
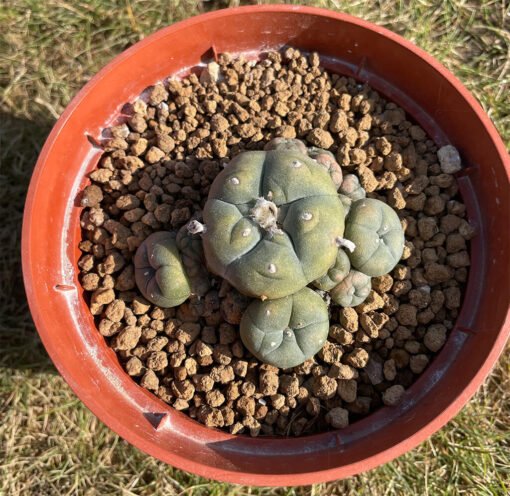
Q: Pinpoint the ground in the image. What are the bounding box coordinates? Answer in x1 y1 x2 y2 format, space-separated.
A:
0 1 509 494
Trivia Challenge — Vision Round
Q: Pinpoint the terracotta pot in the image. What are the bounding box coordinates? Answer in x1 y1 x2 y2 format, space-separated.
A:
22 5 510 486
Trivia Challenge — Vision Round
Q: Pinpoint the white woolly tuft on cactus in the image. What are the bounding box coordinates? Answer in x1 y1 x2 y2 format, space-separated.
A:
336 237 356 253
187 220 207 235
250 197 282 235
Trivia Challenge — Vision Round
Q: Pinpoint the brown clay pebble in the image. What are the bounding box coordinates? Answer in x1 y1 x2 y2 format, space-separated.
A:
344 348 369 368
80 47 469 438
325 407 349 429
81 184 103 207
382 385 406 406
424 324 447 352
312 376 337 400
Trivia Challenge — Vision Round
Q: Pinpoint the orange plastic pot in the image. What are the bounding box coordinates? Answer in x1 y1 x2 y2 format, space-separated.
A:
23 5 510 486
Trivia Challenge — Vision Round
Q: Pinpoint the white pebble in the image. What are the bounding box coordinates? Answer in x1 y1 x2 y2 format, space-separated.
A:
437 145 462 174
242 228 251 237
230 177 240 185
301 212 313 221
268 263 276 273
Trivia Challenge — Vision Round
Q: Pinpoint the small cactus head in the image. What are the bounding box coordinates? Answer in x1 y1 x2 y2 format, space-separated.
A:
339 174 366 201
313 248 351 291
330 270 371 307
240 287 329 368
134 231 191 307
307 147 343 188
344 198 404 277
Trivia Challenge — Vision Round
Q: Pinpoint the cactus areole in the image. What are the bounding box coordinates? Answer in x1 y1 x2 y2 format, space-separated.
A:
201 148 346 300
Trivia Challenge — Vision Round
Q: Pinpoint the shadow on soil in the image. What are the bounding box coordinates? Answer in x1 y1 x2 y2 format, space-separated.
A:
0 112 56 374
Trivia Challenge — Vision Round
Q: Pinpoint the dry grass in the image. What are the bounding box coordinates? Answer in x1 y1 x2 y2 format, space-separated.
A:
1 1 509 494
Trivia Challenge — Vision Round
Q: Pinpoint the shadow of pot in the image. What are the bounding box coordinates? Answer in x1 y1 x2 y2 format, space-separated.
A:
22 5 510 486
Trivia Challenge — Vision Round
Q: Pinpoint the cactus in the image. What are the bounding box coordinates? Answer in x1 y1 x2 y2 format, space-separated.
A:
329 270 371 307
307 147 343 188
265 138 342 188
344 198 405 277
130 141 405 367
339 174 366 202
134 224 210 307
201 146 345 299
134 231 191 307
176 222 210 297
338 174 366 214
240 287 329 369
313 248 351 291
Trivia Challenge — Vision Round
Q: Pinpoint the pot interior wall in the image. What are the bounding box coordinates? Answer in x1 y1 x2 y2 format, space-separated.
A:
23 8 509 485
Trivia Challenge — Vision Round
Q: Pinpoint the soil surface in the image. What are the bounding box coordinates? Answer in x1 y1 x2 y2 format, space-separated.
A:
78 48 473 436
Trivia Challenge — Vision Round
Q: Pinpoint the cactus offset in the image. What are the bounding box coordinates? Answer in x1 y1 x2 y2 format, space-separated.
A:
240 287 329 369
344 198 405 277
134 232 191 307
329 270 372 307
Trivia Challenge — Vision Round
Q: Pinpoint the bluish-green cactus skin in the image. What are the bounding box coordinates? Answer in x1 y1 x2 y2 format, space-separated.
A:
265 138 342 188
344 198 404 277
202 148 345 299
176 223 210 297
134 231 191 307
313 248 351 291
329 270 371 307
240 287 329 368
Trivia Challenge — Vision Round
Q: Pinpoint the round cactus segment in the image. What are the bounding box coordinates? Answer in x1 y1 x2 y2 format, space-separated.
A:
240 287 329 368
313 249 351 291
307 147 343 188
203 148 345 299
134 232 191 307
344 198 405 277
339 174 366 202
330 270 371 307
265 138 343 189
176 223 211 297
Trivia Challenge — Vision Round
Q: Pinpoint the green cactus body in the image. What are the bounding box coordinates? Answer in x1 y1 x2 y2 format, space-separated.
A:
313 248 351 291
202 148 345 299
176 223 210 297
134 231 191 307
344 198 404 277
330 270 371 307
240 287 329 368
265 138 342 189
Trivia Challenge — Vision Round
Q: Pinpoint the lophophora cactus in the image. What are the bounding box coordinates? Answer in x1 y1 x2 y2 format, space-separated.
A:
133 138 404 369
134 224 209 307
